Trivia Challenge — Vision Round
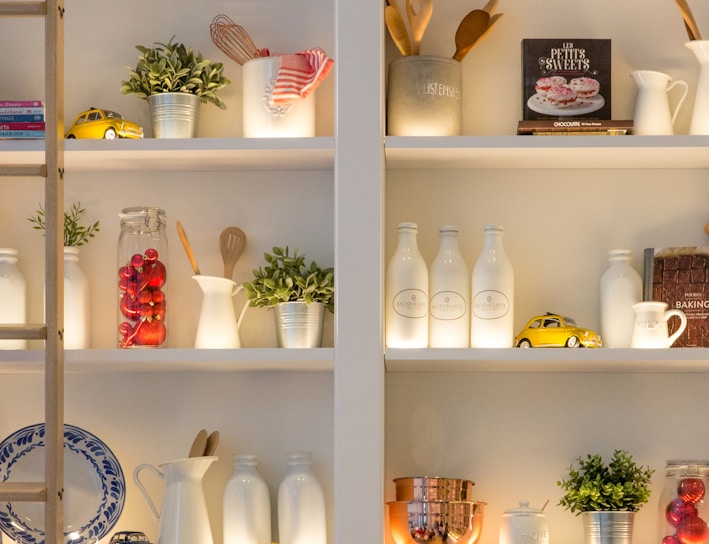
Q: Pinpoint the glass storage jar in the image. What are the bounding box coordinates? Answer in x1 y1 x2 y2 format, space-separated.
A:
658 460 709 544
117 207 168 348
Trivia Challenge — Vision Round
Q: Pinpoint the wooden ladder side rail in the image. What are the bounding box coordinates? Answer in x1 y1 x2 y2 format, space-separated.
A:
44 2 66 544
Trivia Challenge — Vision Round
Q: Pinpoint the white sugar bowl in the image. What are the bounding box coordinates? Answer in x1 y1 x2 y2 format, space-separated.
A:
499 501 549 544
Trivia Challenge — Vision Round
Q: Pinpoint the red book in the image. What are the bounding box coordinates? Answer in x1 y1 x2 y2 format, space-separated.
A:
0 122 45 130
0 100 43 107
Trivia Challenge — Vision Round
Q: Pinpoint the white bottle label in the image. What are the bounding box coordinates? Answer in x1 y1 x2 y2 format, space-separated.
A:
430 291 466 320
472 290 510 319
393 289 428 318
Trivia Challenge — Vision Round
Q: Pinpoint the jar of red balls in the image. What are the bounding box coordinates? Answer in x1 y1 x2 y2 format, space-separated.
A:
660 460 709 544
117 207 168 348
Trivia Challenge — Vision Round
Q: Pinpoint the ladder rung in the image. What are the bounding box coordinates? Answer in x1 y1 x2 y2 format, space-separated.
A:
0 482 47 502
0 324 47 340
0 1 47 16
0 164 47 177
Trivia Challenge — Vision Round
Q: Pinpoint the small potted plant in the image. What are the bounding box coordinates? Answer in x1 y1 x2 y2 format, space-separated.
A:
28 202 100 349
243 246 334 348
557 450 655 544
120 35 230 138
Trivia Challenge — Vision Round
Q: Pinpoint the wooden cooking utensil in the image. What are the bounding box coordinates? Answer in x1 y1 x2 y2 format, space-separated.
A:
406 0 433 55
675 0 702 40
386 5 413 56
176 221 201 276
219 226 247 280
452 9 490 62
188 429 208 458
482 0 498 15
471 12 504 51
205 431 220 456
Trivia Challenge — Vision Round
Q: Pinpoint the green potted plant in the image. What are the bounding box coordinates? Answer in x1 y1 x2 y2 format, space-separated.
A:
28 202 100 349
120 35 230 138
558 450 655 544
243 246 334 348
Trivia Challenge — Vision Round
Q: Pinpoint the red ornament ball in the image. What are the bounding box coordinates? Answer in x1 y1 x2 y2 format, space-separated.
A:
679 479 707 505
667 498 699 527
677 516 709 544
665 536 683 544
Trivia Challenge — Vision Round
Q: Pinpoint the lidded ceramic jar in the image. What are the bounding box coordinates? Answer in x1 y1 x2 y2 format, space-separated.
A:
499 501 549 544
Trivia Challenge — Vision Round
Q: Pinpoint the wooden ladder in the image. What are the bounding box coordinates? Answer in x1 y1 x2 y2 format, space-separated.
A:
0 2 65 544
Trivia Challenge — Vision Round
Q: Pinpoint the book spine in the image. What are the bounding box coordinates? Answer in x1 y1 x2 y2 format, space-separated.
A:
0 100 43 107
0 122 45 130
0 131 45 138
0 107 45 115
642 247 655 301
0 114 44 122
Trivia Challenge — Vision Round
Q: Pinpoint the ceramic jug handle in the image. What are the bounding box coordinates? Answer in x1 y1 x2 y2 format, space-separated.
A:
668 80 689 125
665 309 688 347
133 463 164 521
232 284 250 329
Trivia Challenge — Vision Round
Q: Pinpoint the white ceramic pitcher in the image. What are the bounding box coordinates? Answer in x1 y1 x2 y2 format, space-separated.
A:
630 301 687 348
193 275 249 348
631 70 688 135
134 456 217 544
686 40 709 134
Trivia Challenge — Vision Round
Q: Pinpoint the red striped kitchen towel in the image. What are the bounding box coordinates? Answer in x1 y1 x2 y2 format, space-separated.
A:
269 48 334 108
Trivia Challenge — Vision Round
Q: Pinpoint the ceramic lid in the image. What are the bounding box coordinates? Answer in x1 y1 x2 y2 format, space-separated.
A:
503 501 546 516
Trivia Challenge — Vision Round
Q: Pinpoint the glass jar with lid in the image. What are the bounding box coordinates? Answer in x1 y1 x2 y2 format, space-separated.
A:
117 207 168 348
658 460 709 544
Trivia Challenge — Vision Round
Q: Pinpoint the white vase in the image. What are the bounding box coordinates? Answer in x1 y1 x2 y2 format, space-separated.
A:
599 249 642 348
223 454 271 544
278 451 326 544
686 40 709 134
471 224 514 348
0 248 27 349
64 246 90 349
429 226 469 347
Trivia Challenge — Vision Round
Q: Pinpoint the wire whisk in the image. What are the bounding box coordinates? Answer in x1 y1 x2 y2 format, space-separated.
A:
210 14 262 65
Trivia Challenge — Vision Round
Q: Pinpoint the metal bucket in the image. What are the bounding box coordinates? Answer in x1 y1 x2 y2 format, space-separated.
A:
582 511 635 544
148 92 201 138
274 302 325 348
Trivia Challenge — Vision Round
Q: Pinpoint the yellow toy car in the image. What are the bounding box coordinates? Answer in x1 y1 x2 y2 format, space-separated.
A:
65 107 143 139
514 312 602 348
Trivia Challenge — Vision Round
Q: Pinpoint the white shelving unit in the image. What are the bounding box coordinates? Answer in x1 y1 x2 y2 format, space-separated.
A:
1 1 709 544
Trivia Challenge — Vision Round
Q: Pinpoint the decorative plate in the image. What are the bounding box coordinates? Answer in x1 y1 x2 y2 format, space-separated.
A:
0 423 126 544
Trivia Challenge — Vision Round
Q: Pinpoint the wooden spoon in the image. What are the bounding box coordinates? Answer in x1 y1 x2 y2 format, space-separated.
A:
453 9 490 62
482 0 498 15
406 0 433 55
469 13 504 53
675 0 702 40
188 429 208 458
386 5 412 56
219 226 247 280
176 221 201 275
205 430 220 456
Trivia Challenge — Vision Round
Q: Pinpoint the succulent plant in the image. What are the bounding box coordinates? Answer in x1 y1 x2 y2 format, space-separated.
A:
120 35 230 109
557 450 654 514
243 246 334 312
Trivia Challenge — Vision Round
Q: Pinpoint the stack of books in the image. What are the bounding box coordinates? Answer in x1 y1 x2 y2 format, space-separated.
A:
0 100 45 139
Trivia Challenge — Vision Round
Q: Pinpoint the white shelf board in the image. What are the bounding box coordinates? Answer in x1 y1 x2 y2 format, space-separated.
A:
0 137 335 172
385 135 709 170
0 348 334 374
385 347 709 373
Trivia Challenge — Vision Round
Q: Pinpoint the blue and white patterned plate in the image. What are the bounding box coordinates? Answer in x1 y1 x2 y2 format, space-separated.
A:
0 423 126 544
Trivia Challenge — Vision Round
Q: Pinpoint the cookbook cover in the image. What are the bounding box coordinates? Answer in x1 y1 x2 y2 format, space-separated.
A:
643 246 709 347
522 39 611 121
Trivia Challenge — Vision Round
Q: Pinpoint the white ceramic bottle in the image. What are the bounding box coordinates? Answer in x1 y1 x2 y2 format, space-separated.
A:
429 226 469 347
223 454 271 544
278 451 326 544
0 248 26 349
471 225 514 348
63 246 90 349
385 222 429 347
600 249 642 348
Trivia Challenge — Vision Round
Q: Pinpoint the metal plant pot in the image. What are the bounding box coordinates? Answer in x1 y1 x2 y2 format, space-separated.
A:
274 301 325 348
147 92 201 138
582 511 635 544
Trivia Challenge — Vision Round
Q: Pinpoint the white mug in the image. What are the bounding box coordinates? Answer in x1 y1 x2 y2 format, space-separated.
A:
631 301 687 348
